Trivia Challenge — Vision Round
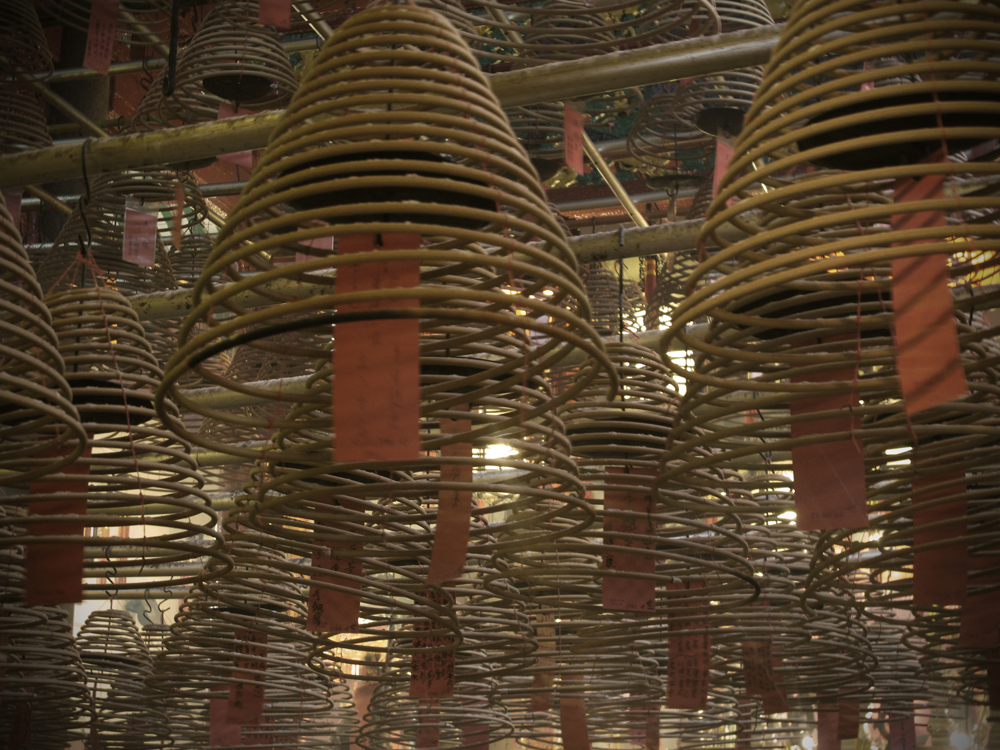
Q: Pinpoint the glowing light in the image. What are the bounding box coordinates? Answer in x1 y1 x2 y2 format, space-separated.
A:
485 443 517 459
778 511 797 520
886 447 912 455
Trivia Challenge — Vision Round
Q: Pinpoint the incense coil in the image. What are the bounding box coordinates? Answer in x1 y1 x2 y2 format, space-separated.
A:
38 169 207 296
505 102 566 183
0 0 53 78
41 0 172 48
415 0 718 68
0 287 227 592
628 89 715 177
0 200 86 484
132 0 298 130
0 604 90 748
0 85 52 153
78 609 172 750
678 0 1000 372
157 4 615 456
672 0 774 137
579 264 644 338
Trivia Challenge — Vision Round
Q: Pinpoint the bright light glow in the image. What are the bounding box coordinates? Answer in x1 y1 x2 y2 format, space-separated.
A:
485 443 517 459
951 733 970 750
803 738 815 750
778 511 797 520
542 289 554 296
886 447 912 455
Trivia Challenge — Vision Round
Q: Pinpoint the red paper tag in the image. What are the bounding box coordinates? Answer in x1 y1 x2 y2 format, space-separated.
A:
82 0 118 76
790 343 868 531
560 674 591 750
959 555 1000 647
763 648 789 714
416 700 440 749
912 470 967 606
259 0 292 29
463 723 490 750
564 104 585 175
44 26 62 63
25 447 91 606
308 538 363 633
603 467 656 612
891 167 968 414
210 693 242 747
742 640 786 713
410 591 455 698
713 138 734 200
817 706 839 750
645 706 660 750
666 582 710 710
889 716 917 750
334 233 421 463
630 705 646 746
228 630 267 725
217 103 255 168
838 698 860 739
298 235 334 264
427 406 473 585
3 192 21 229
123 206 158 267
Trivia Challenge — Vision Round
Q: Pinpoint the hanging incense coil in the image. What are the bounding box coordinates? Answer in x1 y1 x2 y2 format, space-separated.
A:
156 4 615 452
0 85 52 153
40 0 172 48
628 89 715 178
0 0 53 78
0 286 227 593
418 0 718 68
673 0 774 137
132 0 298 130
0 603 91 747
38 169 207 297
77 609 172 750
579 263 644 337
505 102 567 183
0 200 86 485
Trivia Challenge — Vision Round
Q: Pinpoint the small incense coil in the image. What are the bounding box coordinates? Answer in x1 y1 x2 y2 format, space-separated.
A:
0 200 86 484
38 169 207 297
0 0 53 78
0 85 52 154
151 538 342 749
77 609 171 750
0 604 91 748
156 4 615 448
628 90 715 177
142 623 171 657
40 0 172 48
644 246 702 329
420 0 718 68
132 0 297 130
672 0 774 137
579 264 644 337
857 608 928 721
505 102 566 183
0 287 227 593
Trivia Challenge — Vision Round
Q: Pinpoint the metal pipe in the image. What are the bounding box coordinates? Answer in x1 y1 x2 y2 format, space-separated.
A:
0 26 781 189
26 185 72 215
292 1 335 39
582 131 648 227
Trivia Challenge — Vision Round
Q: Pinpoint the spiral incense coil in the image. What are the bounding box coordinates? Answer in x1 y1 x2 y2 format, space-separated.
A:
0 286 227 592
0 200 86 484
132 0 298 130
679 1 1000 381
40 0 172 48
644 248 702 329
157 4 615 449
78 609 172 750
38 169 208 297
628 89 715 178
0 85 52 153
412 0 718 68
0 0 53 78
505 102 567 183
673 0 774 137
142 623 170 657
579 264 644 338
0 604 91 748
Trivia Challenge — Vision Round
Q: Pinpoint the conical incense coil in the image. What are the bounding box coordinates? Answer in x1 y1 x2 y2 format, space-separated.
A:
0 287 227 593
0 199 86 485
579 264 644 338
412 0 718 68
681 1 1000 374
0 86 51 153
0 604 90 747
77 609 171 750
38 169 207 297
0 0 53 78
132 0 297 130
157 4 615 447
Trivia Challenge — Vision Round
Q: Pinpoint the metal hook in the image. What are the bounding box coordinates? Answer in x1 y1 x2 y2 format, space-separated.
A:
139 56 155 92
